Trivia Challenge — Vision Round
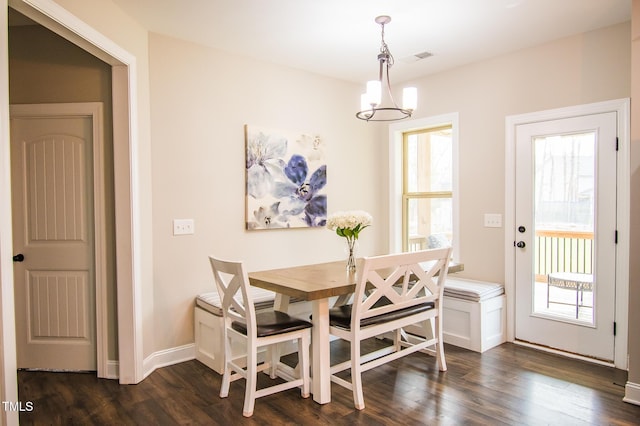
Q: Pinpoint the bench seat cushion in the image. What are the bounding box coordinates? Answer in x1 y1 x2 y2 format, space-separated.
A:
443 278 504 302
329 296 435 329
196 287 277 316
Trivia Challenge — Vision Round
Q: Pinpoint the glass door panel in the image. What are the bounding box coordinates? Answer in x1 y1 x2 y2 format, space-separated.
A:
532 132 595 324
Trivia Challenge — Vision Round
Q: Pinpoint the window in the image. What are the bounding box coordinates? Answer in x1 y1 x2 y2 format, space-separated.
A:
388 113 458 258
402 126 453 252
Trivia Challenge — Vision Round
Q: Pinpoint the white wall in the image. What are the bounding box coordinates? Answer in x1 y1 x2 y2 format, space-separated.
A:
148 33 381 349
405 22 631 283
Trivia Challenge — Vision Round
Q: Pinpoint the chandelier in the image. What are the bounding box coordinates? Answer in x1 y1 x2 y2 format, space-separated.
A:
356 16 417 122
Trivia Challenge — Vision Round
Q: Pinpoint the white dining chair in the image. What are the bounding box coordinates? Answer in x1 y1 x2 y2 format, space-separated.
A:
328 248 452 410
209 256 312 417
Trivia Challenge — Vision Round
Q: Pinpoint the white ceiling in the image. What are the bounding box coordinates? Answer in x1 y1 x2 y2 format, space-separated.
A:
111 0 631 84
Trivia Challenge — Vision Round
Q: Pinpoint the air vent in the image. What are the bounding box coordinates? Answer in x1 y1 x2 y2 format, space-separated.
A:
414 51 433 60
401 51 433 63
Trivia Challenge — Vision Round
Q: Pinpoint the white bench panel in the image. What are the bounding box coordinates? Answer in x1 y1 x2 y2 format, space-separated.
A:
406 278 506 353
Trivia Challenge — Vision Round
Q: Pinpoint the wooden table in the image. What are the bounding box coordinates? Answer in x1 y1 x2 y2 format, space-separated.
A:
248 258 463 404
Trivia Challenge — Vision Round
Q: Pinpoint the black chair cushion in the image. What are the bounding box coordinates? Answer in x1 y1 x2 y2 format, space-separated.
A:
329 296 435 329
232 310 312 337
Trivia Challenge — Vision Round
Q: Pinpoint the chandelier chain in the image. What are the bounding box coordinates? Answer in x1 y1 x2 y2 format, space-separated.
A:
379 23 394 68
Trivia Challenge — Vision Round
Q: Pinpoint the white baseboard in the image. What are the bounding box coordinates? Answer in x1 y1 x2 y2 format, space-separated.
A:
623 381 640 406
142 343 196 379
104 360 119 379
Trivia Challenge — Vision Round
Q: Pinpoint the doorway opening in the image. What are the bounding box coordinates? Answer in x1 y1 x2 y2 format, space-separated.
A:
1 0 142 389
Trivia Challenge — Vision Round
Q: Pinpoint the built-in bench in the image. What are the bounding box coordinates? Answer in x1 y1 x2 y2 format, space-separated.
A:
442 278 506 352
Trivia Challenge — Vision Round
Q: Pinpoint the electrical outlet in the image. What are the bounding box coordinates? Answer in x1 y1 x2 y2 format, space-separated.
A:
173 219 195 235
484 213 502 228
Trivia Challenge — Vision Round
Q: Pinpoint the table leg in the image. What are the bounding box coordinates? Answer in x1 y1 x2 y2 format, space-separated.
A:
274 293 290 311
311 298 331 404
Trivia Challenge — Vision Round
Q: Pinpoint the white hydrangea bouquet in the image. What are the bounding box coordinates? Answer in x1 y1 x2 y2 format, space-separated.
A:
326 210 372 272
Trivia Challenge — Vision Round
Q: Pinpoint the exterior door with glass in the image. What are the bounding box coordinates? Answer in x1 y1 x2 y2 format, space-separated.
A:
514 112 617 362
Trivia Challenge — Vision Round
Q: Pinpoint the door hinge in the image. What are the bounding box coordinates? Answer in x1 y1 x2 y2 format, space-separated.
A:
614 322 617 336
615 230 618 244
616 137 619 151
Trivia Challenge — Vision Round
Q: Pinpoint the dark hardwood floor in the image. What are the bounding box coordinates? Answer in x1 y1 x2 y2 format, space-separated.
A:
17 341 640 425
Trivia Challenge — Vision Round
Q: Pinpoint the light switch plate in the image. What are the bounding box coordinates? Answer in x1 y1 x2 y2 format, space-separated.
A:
484 213 502 228
173 219 195 235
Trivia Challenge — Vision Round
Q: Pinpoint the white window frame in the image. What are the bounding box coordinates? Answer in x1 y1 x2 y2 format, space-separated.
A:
388 113 460 261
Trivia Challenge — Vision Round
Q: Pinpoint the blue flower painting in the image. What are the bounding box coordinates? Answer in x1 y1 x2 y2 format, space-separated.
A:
245 125 327 230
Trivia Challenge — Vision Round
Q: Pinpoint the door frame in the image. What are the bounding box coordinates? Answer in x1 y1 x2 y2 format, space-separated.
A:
1 3 144 422
11 102 107 374
505 98 630 369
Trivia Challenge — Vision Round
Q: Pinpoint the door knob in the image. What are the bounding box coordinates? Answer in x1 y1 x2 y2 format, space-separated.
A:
13 253 24 262
516 241 526 248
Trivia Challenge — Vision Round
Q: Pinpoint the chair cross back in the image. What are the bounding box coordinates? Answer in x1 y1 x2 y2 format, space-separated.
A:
353 252 448 327
211 260 253 331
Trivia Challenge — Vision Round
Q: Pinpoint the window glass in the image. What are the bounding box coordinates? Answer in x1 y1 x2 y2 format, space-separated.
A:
406 198 452 250
406 129 453 193
403 126 453 252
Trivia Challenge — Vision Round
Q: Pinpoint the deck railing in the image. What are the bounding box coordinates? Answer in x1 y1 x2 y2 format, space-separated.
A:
534 229 593 282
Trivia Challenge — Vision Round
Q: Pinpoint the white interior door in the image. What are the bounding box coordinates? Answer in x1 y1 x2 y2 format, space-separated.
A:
514 112 617 362
11 111 97 371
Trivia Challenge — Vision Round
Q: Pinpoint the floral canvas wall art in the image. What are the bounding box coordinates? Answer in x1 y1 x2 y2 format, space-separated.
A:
245 125 327 230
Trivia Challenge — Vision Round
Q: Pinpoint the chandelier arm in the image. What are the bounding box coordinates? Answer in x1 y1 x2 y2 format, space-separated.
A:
384 62 401 109
368 108 377 121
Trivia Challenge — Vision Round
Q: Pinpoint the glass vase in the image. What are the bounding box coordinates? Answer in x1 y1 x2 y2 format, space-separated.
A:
346 238 357 273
